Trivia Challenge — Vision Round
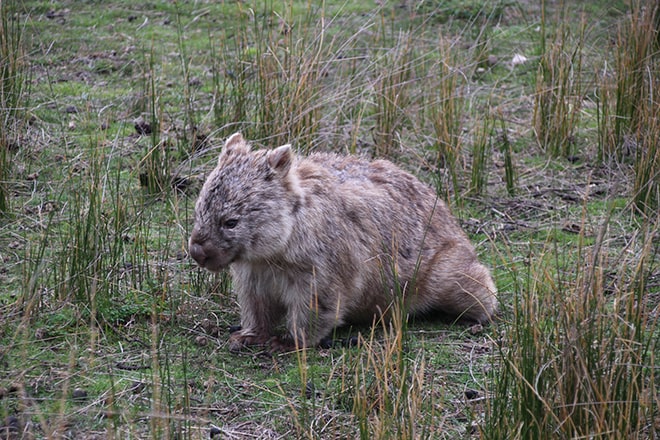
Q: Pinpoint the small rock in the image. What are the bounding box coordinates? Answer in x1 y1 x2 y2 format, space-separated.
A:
72 388 87 401
64 105 78 114
194 335 208 346
201 319 220 338
42 201 57 213
511 53 528 66
134 120 152 135
487 54 498 66
465 389 479 400
34 327 48 340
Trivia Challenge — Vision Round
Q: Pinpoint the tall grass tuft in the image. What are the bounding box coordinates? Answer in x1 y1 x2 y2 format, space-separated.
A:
173 3 196 148
498 116 516 197
597 1 659 215
612 2 657 157
430 37 465 204
0 0 28 216
614 2 660 215
139 47 171 194
213 2 336 151
53 140 129 322
484 215 659 439
468 114 492 197
348 309 431 439
373 29 415 157
632 87 659 216
533 2 584 158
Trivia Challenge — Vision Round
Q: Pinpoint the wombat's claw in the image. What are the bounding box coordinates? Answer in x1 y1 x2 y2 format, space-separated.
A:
227 332 269 353
267 336 299 353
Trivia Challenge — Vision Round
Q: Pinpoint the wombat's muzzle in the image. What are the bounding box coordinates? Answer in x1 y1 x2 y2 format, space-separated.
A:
189 232 235 272
188 241 207 267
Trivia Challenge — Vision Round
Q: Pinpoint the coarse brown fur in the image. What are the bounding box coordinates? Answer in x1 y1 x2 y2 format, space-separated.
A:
189 133 497 351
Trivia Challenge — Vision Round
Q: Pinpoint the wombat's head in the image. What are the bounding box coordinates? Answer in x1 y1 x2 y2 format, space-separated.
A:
189 133 301 272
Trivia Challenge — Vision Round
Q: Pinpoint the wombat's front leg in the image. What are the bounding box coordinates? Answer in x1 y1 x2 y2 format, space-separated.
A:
229 283 283 352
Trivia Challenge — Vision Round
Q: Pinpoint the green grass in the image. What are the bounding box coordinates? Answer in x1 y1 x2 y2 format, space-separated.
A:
1 0 658 439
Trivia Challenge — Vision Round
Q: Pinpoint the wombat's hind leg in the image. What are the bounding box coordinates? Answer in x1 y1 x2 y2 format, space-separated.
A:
453 263 498 325
415 257 498 325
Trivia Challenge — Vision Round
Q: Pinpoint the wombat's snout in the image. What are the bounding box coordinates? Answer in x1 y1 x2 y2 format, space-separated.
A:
188 241 207 267
189 232 234 272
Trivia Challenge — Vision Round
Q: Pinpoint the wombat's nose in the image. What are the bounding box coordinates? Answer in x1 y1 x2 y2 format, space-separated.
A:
189 242 207 266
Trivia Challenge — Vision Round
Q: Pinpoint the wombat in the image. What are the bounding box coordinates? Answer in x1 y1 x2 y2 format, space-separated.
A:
189 133 497 351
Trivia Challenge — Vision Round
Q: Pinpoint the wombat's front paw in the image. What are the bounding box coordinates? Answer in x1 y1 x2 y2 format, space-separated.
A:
228 331 270 353
267 336 298 353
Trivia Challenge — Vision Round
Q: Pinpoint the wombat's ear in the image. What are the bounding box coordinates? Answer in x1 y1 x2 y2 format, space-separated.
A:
267 144 293 175
224 132 245 150
220 132 250 162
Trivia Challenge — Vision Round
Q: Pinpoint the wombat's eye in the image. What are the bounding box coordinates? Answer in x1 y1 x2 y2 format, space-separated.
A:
224 219 239 229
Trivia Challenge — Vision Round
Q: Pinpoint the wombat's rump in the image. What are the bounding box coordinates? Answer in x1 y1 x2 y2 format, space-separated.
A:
189 133 497 351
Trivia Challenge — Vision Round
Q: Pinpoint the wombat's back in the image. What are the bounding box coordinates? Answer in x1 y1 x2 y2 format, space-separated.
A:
283 153 497 324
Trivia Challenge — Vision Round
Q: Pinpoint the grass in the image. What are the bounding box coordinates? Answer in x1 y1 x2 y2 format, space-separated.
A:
1 0 659 438
484 215 658 438
0 0 29 216
532 1 585 159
